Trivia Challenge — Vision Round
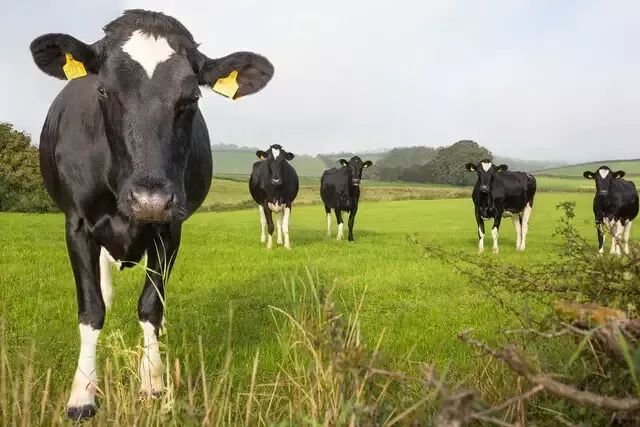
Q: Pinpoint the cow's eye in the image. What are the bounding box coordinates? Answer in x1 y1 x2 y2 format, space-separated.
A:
177 93 200 111
97 86 107 98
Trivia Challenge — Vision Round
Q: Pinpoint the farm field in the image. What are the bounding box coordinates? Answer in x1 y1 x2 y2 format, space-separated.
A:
1 190 637 423
534 159 640 177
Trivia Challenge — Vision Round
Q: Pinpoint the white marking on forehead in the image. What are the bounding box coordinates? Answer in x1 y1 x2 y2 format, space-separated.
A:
122 30 175 79
271 148 280 159
481 162 492 172
598 169 609 179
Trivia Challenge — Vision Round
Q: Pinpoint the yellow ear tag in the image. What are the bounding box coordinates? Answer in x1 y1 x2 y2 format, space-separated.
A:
213 70 239 99
63 53 87 80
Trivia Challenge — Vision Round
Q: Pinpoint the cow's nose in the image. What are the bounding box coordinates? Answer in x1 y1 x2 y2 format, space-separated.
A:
271 178 282 186
352 179 361 186
480 185 490 193
599 190 608 196
128 189 176 222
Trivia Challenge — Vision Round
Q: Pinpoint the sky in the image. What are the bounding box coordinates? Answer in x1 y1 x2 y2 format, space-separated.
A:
1 0 639 163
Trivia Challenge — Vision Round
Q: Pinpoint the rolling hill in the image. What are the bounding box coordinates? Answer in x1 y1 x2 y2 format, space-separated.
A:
532 159 640 177
212 150 328 177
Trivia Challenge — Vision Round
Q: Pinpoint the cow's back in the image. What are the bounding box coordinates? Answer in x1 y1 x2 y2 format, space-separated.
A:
39 75 212 217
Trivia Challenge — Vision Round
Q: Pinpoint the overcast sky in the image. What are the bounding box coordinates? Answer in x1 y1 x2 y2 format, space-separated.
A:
2 1 639 162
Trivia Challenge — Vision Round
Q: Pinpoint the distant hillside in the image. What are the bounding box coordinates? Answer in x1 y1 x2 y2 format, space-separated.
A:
493 156 567 173
532 159 640 177
212 150 328 177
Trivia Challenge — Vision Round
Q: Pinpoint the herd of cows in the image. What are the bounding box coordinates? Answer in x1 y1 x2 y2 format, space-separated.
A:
24 9 640 421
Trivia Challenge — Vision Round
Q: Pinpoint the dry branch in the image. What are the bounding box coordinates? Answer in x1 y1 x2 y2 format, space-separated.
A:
458 329 640 413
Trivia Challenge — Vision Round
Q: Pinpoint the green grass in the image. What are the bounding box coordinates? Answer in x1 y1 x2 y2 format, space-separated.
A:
1 191 637 423
534 159 640 177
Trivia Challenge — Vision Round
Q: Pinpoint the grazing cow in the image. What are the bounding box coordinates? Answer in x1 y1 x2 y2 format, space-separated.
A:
465 160 537 253
249 144 299 249
583 166 639 255
29 9 274 420
320 156 373 242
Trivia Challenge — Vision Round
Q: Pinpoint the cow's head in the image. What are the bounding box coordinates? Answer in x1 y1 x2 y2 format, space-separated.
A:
339 156 373 187
583 166 625 196
255 144 294 187
29 9 274 222
465 160 508 194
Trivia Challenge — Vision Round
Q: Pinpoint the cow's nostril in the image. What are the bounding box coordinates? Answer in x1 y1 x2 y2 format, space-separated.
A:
129 190 140 202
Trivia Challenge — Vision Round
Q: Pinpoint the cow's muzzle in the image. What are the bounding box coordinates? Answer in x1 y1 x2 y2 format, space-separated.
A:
480 185 490 193
127 188 178 222
599 190 608 196
271 178 282 186
352 179 361 187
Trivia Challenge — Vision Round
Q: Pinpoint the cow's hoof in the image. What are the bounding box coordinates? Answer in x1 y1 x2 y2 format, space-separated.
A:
492 248 499 254
140 389 163 400
477 249 484 255
66 404 97 421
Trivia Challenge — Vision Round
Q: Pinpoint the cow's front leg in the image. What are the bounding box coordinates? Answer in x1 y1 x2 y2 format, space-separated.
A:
347 206 358 242
475 212 485 253
283 205 292 249
258 205 267 243
335 209 345 240
138 224 181 397
276 210 284 245
263 204 275 248
491 213 503 253
596 220 605 254
65 219 103 420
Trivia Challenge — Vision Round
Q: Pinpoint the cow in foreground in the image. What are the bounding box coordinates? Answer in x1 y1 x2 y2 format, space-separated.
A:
29 9 274 420
465 160 536 253
249 144 299 249
320 156 373 241
583 166 638 255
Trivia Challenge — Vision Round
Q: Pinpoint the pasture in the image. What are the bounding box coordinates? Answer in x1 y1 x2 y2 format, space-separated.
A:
2 177 637 423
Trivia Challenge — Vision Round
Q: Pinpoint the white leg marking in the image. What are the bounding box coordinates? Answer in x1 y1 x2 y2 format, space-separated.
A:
478 226 485 253
139 321 163 395
520 203 533 251
606 219 618 254
276 211 284 245
283 207 291 249
327 213 332 237
337 223 344 240
267 234 273 249
67 325 100 410
623 220 633 255
491 227 499 253
512 216 522 250
613 220 624 256
259 206 267 243
121 30 175 79
99 247 114 310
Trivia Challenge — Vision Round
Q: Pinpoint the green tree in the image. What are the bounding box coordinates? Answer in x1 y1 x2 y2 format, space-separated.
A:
0 122 56 212
422 140 493 185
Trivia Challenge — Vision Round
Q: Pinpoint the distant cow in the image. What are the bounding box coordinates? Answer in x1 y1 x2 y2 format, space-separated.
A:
465 160 537 253
320 156 373 242
249 144 299 249
29 9 274 420
583 166 638 255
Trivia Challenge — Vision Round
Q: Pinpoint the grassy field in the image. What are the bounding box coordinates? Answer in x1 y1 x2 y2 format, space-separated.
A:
212 150 329 177
1 187 637 423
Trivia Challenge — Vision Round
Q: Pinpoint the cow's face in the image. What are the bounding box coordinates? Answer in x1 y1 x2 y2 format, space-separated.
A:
339 156 373 187
29 10 274 223
256 144 294 187
583 167 625 196
465 160 508 194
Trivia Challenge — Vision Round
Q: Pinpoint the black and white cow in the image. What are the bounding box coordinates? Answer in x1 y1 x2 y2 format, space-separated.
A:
29 9 274 420
249 144 299 249
465 160 537 253
583 166 639 255
320 156 373 242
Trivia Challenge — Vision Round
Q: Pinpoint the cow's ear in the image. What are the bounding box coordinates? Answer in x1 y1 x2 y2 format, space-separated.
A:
614 170 626 179
363 160 373 168
29 33 100 80
339 159 349 167
583 171 596 179
284 151 294 161
198 51 274 101
465 163 476 172
256 150 267 160
496 164 508 173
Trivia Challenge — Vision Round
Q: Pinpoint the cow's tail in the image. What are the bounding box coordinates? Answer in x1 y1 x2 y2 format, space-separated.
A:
527 173 537 208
